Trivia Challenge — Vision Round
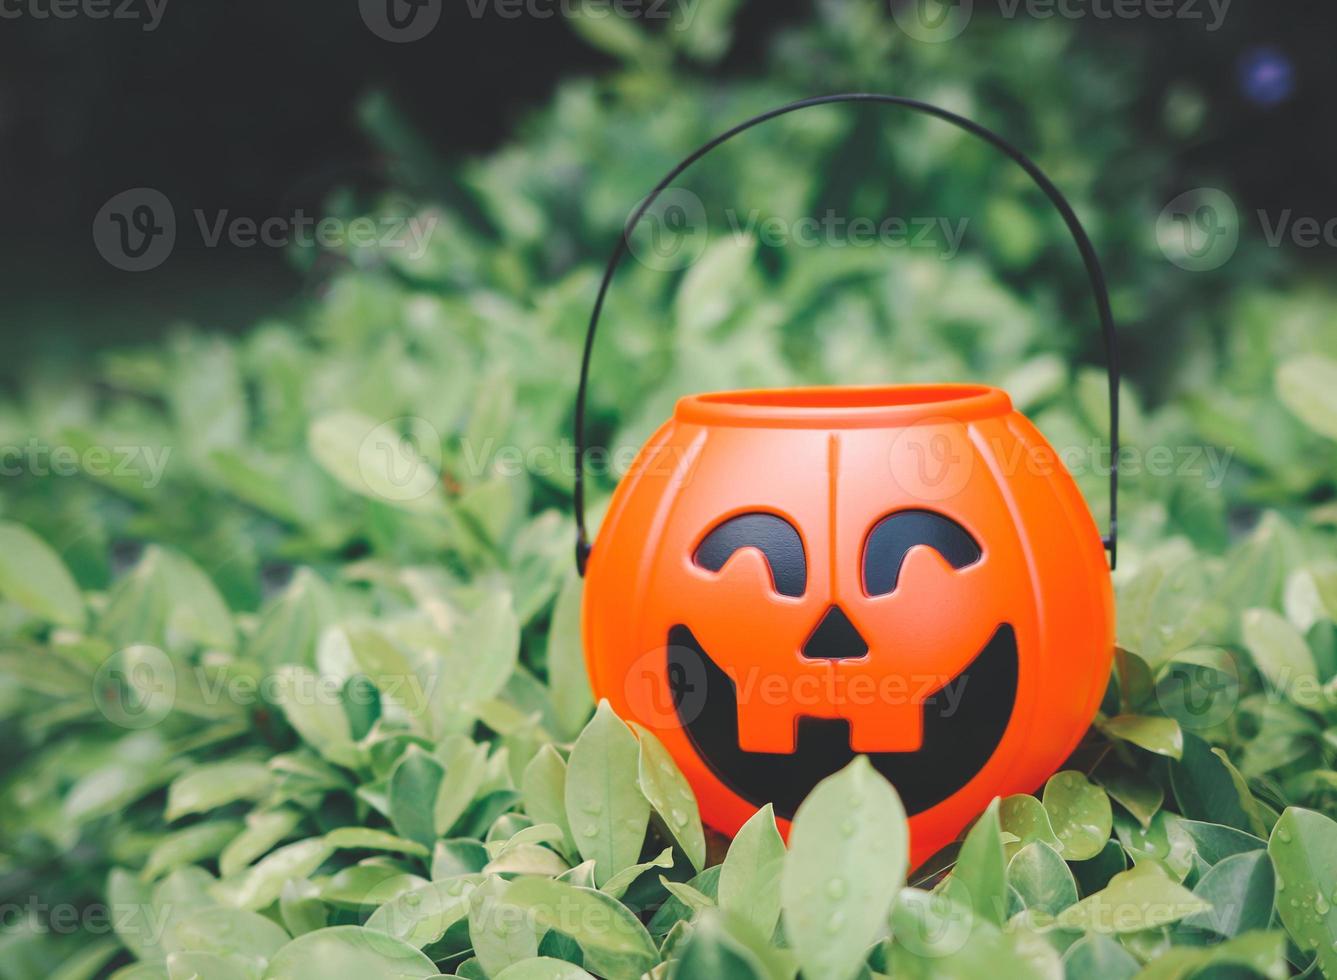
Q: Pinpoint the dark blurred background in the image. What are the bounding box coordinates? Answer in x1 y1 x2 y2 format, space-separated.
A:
0 0 1331 368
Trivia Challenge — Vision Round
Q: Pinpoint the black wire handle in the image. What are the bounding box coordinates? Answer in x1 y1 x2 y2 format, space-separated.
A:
573 93 1120 575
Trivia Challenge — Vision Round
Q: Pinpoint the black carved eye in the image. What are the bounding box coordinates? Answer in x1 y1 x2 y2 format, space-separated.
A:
694 513 807 598
862 510 981 597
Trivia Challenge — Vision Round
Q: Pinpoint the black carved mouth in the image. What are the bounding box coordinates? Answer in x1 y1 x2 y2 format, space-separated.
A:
667 623 1018 819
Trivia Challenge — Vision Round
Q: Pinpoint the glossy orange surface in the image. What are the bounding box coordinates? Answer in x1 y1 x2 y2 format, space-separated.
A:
583 383 1115 868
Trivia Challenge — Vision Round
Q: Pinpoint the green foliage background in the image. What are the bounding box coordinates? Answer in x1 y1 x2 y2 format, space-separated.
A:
3 4 1337 978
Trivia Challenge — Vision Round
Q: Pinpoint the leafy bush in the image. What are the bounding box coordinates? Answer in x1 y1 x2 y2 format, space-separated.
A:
2 3 1337 978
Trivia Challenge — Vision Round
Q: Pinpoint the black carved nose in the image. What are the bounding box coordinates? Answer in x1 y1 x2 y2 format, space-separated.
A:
802 605 868 660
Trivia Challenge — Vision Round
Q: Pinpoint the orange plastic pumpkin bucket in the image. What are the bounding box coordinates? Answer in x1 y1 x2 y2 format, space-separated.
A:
572 94 1119 868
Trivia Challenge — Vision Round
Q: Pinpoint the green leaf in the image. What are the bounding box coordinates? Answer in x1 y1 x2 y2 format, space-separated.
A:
1100 715 1184 759
717 804 785 940
279 879 327 938
566 8 657 65
1182 849 1274 936
952 797 1008 926
166 951 254 980
64 732 181 825
1277 354 1337 441
320 864 427 911
1061 934 1139 980
271 665 360 768
426 590 521 731
157 549 236 650
520 745 575 859
633 725 705 872
1055 863 1212 933
1007 841 1078 917
1093 761 1164 829
1168 733 1257 832
485 843 571 878
494 960 595 980
502 877 658 980
323 828 429 858
649 866 719 937
308 410 445 514
781 757 908 980
262 926 437 979
1126 930 1287 980
432 839 489 879
1267 806 1337 977
224 837 335 911
433 739 489 837
1242 607 1323 707
564 701 650 886
144 821 243 881
1180 819 1266 864
154 867 221 951
999 794 1062 855
885 885 974 964
660 876 715 915
166 760 273 821
668 911 768 980
0 521 85 628
599 846 674 900
365 877 479 950
388 746 445 849
1042 770 1113 861
108 868 161 962
219 808 304 877
49 938 121 980
164 906 290 962
887 888 1061 978
467 877 539 976
248 568 339 669
547 569 593 740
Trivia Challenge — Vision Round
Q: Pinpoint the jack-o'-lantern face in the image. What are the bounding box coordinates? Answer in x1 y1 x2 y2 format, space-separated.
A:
667 508 1017 819
583 385 1115 865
